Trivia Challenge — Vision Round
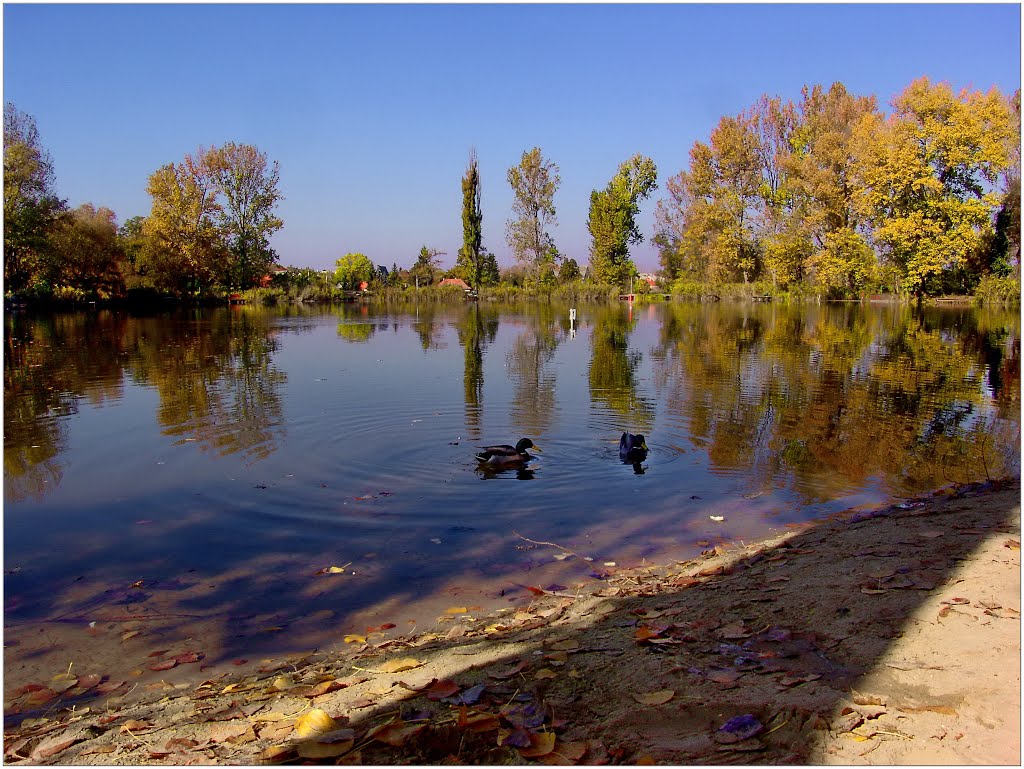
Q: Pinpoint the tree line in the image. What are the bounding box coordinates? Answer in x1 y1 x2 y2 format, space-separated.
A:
5 76 1020 305
4 103 284 302
654 77 1020 298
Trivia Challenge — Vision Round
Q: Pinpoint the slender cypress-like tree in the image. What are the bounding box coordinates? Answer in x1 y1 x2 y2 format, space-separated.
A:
457 149 483 287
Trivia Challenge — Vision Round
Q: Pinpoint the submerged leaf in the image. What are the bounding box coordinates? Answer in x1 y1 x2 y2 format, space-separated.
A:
632 690 674 706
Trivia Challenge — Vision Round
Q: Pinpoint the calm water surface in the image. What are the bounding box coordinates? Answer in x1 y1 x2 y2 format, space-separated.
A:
4 301 1020 681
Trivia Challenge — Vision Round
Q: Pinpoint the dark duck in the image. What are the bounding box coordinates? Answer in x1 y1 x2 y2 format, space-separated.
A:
475 438 540 468
619 432 648 463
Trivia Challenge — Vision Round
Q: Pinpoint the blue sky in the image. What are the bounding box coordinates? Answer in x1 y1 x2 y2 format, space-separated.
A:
4 3 1020 274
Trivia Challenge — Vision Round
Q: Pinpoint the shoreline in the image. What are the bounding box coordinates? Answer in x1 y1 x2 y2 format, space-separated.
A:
4 477 1020 764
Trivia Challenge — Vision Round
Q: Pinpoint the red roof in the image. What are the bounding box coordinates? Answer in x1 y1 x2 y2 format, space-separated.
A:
439 278 471 289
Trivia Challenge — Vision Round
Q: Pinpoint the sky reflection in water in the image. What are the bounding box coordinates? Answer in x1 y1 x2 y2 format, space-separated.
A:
3 301 1019 669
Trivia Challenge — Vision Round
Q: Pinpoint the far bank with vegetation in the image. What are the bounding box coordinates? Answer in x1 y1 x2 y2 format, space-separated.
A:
4 77 1019 310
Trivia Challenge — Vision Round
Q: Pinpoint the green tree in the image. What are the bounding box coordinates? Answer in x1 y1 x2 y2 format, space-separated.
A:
141 151 228 296
334 252 374 290
410 245 442 287
4 103 66 295
559 257 581 283
587 154 658 286
456 150 484 287
50 204 125 298
506 147 560 277
205 142 283 288
853 77 1014 295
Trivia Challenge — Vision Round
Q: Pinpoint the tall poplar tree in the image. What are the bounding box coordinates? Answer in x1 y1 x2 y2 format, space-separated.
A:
506 147 560 276
587 154 658 287
456 149 484 287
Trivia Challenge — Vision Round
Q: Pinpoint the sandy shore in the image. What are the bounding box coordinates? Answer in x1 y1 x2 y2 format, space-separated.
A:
4 478 1019 765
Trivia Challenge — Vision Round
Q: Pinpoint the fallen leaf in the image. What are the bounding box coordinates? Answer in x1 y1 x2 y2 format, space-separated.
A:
1004 539 1020 550
535 669 558 680
458 708 500 732
716 714 764 743
369 720 426 747
120 719 154 733
376 657 423 674
304 679 345 698
294 709 339 738
490 660 528 679
426 679 460 700
30 734 80 760
519 732 557 758
634 626 662 642
260 745 294 761
632 690 674 705
549 639 579 651
344 634 367 644
121 630 141 642
541 740 588 765
445 606 469 614
49 673 78 693
710 515 725 522
174 650 203 664
149 659 177 671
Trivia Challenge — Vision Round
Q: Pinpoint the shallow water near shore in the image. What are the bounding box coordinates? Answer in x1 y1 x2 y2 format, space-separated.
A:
4 300 1020 688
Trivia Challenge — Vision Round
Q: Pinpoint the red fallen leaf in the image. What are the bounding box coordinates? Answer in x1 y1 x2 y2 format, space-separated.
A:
75 674 103 690
147 649 170 658
231 659 248 666
31 734 81 760
369 721 426 747
303 679 346 698
23 688 58 707
11 683 46 697
634 626 662 642
96 680 127 694
426 679 460 701
525 586 546 596
380 622 397 630
149 659 177 671
490 660 529 679
173 651 203 664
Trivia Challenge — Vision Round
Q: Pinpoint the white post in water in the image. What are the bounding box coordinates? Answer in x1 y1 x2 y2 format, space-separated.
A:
569 308 576 340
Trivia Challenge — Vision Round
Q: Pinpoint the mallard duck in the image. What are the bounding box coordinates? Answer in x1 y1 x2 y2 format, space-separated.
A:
619 432 648 463
475 438 540 467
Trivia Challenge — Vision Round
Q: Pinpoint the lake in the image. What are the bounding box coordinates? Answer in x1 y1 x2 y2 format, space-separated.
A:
3 300 1020 688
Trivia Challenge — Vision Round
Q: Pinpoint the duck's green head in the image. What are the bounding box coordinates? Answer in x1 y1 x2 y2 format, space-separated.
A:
516 438 539 453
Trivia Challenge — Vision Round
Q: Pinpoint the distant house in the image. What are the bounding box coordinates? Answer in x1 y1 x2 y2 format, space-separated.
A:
637 272 659 288
438 278 471 290
259 264 289 288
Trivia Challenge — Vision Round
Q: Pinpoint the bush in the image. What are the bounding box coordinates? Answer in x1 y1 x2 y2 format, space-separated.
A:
974 274 1022 306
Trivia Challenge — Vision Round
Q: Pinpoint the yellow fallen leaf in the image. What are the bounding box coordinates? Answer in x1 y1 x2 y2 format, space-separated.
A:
270 675 293 691
445 606 469 614
344 634 366 644
535 668 557 680
294 709 338 738
519 732 557 758
260 745 293 761
376 657 423 674
549 639 579 651
633 690 674 706
121 630 141 642
327 566 347 574
297 739 355 759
